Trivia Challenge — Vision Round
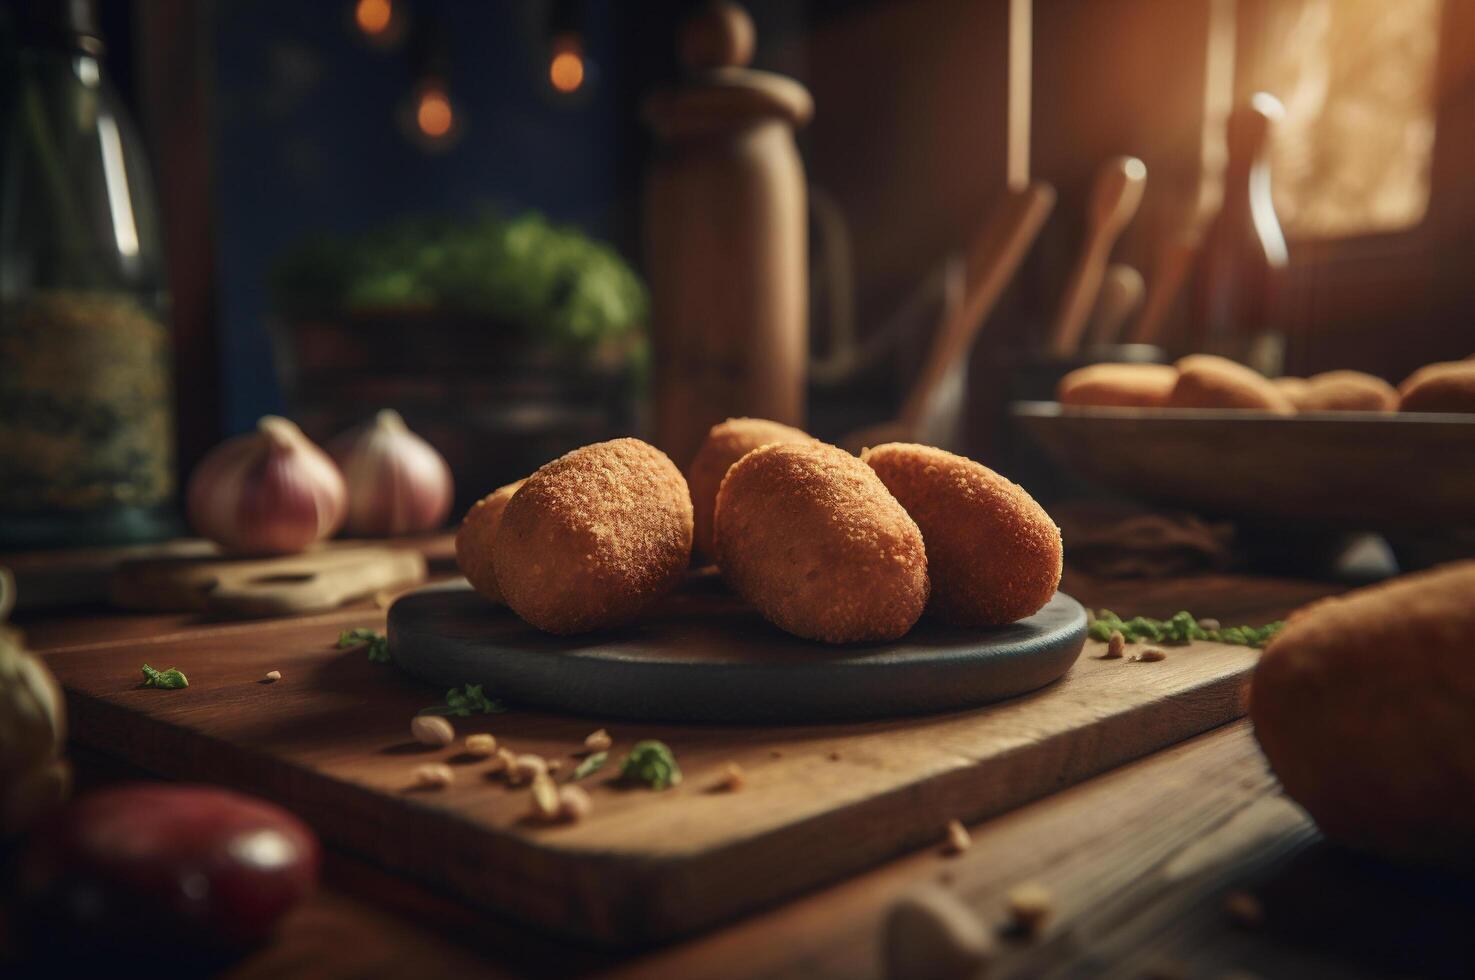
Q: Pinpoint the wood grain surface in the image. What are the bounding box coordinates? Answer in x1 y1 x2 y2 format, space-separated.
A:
34 572 1327 947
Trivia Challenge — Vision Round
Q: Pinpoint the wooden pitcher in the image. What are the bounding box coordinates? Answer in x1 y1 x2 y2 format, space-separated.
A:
644 2 812 469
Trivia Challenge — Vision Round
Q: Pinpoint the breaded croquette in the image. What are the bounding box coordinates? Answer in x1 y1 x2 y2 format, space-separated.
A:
493 439 692 634
1398 360 1475 413
1297 370 1398 412
1056 363 1178 408
714 442 928 644
455 479 525 604
1251 561 1475 866
863 444 1062 626
686 417 814 564
1166 354 1295 413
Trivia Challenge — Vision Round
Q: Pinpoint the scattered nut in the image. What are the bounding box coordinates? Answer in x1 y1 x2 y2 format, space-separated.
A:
374 590 394 609
464 733 497 757
413 763 454 789
942 819 971 856
584 728 613 752
1102 630 1125 659
559 784 593 822
715 762 746 792
1197 617 1221 632
1006 881 1053 936
546 758 563 774
1224 890 1264 929
411 714 455 747
1133 647 1168 663
490 747 517 775
883 885 995 980
529 771 562 822
263 669 282 682
507 753 548 786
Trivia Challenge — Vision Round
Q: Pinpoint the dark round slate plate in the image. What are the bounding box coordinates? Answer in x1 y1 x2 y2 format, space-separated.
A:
387 578 1087 724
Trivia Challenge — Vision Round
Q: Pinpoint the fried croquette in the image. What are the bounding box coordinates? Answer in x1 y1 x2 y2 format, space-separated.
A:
1398 360 1475 413
493 439 692 634
455 479 525 603
862 443 1062 626
1296 370 1398 412
713 442 928 644
1166 354 1295 413
686 417 814 564
1251 561 1475 866
1056 363 1178 408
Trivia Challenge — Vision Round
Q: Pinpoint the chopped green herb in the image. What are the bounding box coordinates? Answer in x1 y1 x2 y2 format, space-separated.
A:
1088 610 1284 648
619 740 682 790
141 664 188 689
337 627 390 664
419 684 505 717
572 751 608 781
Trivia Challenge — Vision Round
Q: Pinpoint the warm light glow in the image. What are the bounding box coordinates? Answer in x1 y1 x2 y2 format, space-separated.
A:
549 46 585 94
355 0 393 36
416 89 454 139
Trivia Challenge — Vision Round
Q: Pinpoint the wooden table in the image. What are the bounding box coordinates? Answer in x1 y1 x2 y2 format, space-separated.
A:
5 567 1471 978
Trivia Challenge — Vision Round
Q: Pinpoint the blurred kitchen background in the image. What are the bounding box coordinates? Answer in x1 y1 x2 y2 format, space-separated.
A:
2 0 1474 558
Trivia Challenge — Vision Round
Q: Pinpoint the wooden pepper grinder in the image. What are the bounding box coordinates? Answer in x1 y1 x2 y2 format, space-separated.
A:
644 1 813 469
1190 92 1289 375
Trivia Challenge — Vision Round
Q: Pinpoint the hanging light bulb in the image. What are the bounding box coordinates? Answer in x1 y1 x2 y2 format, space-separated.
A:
549 33 585 95
415 84 454 139
350 0 403 47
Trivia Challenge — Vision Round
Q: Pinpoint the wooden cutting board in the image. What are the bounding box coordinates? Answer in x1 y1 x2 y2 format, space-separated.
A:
36 584 1292 948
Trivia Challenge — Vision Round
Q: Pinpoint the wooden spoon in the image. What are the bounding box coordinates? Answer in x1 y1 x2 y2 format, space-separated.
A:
1086 263 1145 346
842 181 1056 452
1046 156 1147 357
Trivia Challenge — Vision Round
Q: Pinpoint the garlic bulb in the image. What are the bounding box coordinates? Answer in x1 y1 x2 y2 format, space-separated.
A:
329 409 453 537
1 567 71 835
187 416 347 554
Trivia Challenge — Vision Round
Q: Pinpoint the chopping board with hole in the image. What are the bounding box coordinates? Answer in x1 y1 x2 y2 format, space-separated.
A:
108 545 428 617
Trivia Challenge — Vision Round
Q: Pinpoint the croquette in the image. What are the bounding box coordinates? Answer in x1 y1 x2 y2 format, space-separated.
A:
493 439 692 634
686 417 814 564
1270 376 1310 409
1056 363 1178 408
455 479 525 603
1398 360 1475 413
1251 561 1475 866
863 443 1062 626
1166 354 1295 413
1297 370 1398 412
714 442 928 643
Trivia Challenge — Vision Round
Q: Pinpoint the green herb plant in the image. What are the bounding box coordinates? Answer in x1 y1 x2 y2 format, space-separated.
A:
1087 610 1284 648
140 664 188 689
572 752 608 781
419 684 505 718
337 628 390 664
619 740 682 790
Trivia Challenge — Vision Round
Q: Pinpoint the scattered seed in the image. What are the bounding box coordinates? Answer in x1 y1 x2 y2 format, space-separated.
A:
1102 630 1125 659
1197 617 1221 632
411 714 455 747
529 771 562 822
942 819 971 856
507 753 548 786
1224 890 1264 929
715 761 746 792
584 728 613 752
263 669 282 682
1006 881 1053 936
413 763 454 789
464 733 497 757
883 885 995 980
559 784 593 822
1133 647 1168 663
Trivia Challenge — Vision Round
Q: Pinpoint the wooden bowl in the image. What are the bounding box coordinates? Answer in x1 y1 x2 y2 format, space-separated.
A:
1012 401 1475 530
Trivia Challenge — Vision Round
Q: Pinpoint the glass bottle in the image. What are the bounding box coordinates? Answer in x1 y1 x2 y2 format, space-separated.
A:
0 0 177 548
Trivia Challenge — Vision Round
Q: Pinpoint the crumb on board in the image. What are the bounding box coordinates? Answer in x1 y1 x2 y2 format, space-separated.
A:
559 785 593 822
715 762 746 792
584 728 613 753
1133 647 1168 663
1006 881 1052 936
943 819 971 856
1102 630 1125 659
263 669 282 682
828 750 842 761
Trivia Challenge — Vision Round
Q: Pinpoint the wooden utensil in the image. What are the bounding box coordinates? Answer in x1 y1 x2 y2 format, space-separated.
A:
109 545 428 617
1127 224 1200 345
1047 156 1147 357
842 181 1055 451
1086 263 1145 345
